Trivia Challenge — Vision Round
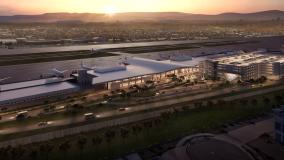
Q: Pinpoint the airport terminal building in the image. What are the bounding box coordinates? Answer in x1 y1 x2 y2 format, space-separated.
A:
0 57 200 109
199 51 284 81
2 50 284 109
74 57 199 90
0 78 79 108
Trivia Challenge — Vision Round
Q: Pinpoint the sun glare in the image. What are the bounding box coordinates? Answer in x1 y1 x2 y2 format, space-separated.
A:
104 6 117 16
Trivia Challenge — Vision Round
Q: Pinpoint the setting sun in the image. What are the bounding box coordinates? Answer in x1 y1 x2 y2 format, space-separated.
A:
104 6 118 16
0 0 284 15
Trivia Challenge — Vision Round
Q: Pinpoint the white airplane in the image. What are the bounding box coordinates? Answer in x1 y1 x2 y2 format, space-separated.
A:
0 77 10 83
0 77 11 92
80 62 96 70
51 68 68 78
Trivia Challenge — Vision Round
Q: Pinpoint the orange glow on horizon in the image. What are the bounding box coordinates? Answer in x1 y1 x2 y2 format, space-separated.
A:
0 0 284 15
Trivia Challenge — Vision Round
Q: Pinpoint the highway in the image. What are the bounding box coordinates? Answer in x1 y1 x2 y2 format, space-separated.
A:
1 84 284 135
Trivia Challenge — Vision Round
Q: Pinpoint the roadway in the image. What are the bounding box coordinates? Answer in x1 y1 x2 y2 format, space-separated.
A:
0 82 210 123
1 84 284 135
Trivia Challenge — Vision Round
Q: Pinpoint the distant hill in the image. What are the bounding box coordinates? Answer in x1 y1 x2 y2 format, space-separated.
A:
0 10 284 23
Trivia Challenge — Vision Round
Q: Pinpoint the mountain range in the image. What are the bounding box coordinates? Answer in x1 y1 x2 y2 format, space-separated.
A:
0 10 283 23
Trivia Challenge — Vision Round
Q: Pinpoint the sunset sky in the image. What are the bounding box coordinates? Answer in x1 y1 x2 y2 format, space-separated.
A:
1 0 284 15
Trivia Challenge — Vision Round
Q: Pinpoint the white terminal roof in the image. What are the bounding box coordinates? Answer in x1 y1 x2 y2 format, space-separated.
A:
0 57 204 103
0 79 78 103
1 78 66 92
87 57 201 84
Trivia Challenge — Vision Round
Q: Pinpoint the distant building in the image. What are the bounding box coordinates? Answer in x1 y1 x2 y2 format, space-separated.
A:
273 106 284 144
199 50 284 81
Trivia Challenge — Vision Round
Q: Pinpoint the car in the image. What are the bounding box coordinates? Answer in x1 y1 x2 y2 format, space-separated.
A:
16 111 28 120
118 108 126 112
84 113 95 120
101 101 108 104
38 121 48 126
56 105 65 110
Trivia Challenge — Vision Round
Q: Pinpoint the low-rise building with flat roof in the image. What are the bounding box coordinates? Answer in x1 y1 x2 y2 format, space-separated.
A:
199 50 284 81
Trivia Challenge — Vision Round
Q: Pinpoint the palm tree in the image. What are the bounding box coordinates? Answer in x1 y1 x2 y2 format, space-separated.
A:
10 147 18 160
104 130 116 144
143 121 153 133
153 118 162 127
132 124 142 139
46 144 53 160
120 127 130 143
263 97 271 105
1 146 12 160
59 141 71 159
104 130 116 157
181 105 190 111
274 95 282 105
15 146 25 160
206 100 214 108
217 100 226 107
193 102 202 108
240 99 248 106
39 144 53 160
29 150 38 160
91 135 103 155
251 99 258 106
77 137 87 157
172 107 179 116
92 136 103 146
229 100 236 107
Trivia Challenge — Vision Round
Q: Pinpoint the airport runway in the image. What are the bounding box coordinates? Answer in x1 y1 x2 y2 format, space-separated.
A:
0 38 235 55
0 36 283 83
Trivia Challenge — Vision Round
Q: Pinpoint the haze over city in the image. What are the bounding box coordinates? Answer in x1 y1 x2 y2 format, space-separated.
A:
1 0 284 15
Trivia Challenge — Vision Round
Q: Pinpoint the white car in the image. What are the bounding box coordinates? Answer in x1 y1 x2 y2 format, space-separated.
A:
84 113 95 120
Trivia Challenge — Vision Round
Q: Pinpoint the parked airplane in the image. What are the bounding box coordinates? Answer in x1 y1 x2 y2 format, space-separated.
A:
0 77 11 92
80 61 96 70
51 68 68 78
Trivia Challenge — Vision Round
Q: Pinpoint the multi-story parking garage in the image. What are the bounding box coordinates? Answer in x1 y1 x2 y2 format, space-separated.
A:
199 51 284 81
